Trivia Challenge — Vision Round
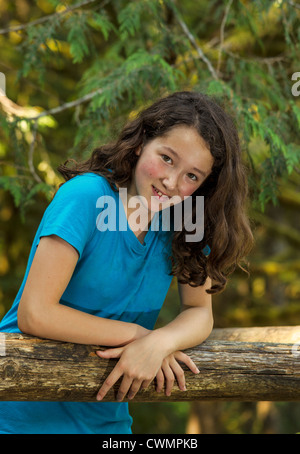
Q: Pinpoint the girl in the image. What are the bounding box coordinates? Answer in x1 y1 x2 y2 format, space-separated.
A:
0 91 253 434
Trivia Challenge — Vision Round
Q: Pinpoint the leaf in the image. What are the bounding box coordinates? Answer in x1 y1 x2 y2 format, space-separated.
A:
285 143 300 175
290 101 300 129
66 14 91 63
89 12 115 40
0 176 23 207
25 182 53 202
117 1 145 40
207 80 226 97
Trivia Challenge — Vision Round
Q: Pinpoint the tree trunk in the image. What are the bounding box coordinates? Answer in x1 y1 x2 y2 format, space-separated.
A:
0 327 299 402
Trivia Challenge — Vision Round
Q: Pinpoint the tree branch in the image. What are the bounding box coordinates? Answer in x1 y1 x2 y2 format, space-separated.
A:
27 87 105 121
217 0 233 76
168 0 219 80
286 0 300 11
28 121 42 183
0 87 104 121
0 0 99 35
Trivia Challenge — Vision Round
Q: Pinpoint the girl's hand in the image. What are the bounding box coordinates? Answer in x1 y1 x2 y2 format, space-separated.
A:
155 351 200 397
95 335 199 401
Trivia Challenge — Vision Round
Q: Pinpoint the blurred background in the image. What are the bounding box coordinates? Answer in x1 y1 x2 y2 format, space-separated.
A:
0 0 299 433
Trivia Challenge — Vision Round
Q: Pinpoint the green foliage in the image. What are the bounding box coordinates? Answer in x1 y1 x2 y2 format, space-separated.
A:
88 11 116 41
1 0 299 211
0 0 300 434
66 13 92 63
117 1 144 40
0 176 52 220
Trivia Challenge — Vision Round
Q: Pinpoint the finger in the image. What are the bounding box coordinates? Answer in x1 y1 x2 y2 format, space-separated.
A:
174 351 200 374
140 378 153 390
155 369 164 393
116 375 134 402
161 362 175 397
168 358 186 391
127 379 144 400
96 367 122 401
96 347 124 359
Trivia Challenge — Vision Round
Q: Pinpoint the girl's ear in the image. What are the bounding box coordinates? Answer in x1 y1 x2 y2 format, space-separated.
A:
135 145 142 156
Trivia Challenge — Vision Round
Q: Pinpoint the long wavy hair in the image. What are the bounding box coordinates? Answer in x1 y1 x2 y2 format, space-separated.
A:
58 91 254 294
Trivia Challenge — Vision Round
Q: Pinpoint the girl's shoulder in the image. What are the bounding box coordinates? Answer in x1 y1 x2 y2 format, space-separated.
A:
56 172 114 200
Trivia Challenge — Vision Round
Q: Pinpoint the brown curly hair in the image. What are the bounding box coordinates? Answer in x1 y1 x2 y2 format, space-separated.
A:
58 91 254 294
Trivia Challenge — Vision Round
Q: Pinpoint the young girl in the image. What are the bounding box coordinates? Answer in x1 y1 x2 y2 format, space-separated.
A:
0 91 253 434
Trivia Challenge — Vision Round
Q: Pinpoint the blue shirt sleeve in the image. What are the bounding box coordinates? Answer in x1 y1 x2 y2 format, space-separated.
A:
38 174 104 258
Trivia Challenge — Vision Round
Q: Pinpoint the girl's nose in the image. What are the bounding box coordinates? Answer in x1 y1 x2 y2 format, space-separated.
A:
162 172 178 192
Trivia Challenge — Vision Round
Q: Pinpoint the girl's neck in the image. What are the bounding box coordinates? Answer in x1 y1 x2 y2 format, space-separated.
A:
116 181 155 242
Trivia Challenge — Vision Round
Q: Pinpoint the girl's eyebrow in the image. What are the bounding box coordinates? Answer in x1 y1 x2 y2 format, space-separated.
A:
162 145 208 178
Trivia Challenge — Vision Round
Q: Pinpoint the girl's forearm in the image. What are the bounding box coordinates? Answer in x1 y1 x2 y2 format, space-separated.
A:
18 302 149 346
152 305 213 355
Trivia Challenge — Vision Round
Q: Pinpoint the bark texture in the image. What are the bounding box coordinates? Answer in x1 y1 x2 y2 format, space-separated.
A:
0 327 299 402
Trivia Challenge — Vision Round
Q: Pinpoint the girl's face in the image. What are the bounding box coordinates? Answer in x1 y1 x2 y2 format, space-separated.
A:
127 125 214 217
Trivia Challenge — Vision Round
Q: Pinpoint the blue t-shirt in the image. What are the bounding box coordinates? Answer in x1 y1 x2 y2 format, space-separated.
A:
0 173 174 434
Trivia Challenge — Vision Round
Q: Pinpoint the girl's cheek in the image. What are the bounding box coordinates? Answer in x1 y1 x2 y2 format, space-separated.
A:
139 159 162 179
180 183 197 198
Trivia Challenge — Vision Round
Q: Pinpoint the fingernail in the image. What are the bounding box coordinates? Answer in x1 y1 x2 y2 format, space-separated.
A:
96 394 102 401
195 367 200 373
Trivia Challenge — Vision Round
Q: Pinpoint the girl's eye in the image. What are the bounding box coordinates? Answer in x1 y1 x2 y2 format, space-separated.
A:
162 154 172 164
187 173 198 182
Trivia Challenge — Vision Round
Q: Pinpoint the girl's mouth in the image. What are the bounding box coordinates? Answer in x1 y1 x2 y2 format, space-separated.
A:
152 185 170 201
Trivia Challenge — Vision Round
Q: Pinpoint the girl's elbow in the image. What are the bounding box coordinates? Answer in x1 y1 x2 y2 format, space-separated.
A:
204 307 214 339
17 300 41 336
208 314 214 336
17 306 32 334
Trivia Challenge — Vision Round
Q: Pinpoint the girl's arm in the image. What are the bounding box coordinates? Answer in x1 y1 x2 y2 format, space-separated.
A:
153 277 213 354
17 235 149 346
96 277 213 401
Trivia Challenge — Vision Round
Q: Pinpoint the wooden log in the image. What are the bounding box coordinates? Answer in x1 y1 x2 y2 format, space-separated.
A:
208 325 300 343
0 327 299 402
